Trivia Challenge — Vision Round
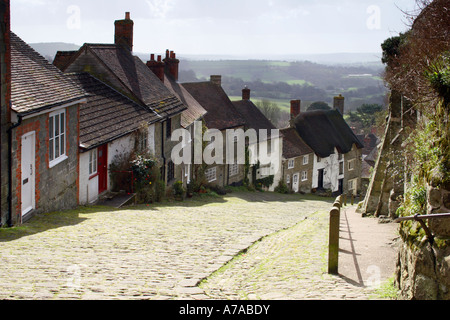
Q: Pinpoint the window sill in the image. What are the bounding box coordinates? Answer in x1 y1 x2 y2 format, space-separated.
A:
49 155 68 169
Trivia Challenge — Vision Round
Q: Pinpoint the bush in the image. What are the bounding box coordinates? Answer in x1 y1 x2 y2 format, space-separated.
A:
274 180 289 194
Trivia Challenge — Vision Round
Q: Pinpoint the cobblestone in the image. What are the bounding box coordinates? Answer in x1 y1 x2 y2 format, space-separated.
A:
0 192 398 300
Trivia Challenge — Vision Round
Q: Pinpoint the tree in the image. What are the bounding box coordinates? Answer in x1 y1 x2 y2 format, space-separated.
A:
348 103 384 130
307 101 331 111
255 99 281 127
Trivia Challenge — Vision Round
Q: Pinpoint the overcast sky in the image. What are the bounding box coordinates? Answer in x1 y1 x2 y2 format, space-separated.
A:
11 0 420 57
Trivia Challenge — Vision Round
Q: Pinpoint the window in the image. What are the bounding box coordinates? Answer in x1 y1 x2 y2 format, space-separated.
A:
303 155 309 165
317 156 322 163
293 174 298 184
167 161 175 182
348 179 355 191
49 110 66 167
348 159 355 171
288 159 295 169
205 167 217 182
301 171 308 181
338 153 343 161
89 149 97 176
138 130 148 153
229 163 239 177
286 175 290 184
339 162 344 175
166 118 172 138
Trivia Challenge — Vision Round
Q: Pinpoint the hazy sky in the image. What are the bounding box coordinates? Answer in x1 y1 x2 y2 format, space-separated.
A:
11 0 420 57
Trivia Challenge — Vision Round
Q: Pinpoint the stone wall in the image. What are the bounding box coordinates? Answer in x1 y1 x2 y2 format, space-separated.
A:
395 184 450 300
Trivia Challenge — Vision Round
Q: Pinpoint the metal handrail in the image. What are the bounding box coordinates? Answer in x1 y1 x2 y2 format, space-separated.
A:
394 213 450 245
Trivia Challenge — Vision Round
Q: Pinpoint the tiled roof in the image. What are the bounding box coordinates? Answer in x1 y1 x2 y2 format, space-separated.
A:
294 109 364 158
86 44 187 118
233 99 277 134
182 81 245 130
163 75 207 128
11 32 86 114
280 127 314 159
68 73 160 150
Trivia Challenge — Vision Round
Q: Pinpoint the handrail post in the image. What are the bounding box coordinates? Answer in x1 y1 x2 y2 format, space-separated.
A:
328 197 342 275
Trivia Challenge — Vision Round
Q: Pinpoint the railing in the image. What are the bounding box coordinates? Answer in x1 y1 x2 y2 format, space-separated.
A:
394 213 450 245
328 195 343 275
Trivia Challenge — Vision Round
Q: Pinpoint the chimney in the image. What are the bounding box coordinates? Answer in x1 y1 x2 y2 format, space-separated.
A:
290 100 301 127
333 94 345 115
242 86 250 101
147 54 165 82
210 75 222 86
114 12 134 51
163 49 179 81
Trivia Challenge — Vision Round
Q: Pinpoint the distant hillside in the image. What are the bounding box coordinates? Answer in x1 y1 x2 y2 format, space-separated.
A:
30 42 81 61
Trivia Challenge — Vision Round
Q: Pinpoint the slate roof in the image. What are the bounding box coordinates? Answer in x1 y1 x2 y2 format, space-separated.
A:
10 32 86 115
294 109 364 158
68 72 160 151
182 81 245 130
163 75 207 128
280 127 314 159
84 44 187 118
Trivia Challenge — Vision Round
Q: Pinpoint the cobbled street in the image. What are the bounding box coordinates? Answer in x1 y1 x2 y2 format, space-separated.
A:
0 192 392 300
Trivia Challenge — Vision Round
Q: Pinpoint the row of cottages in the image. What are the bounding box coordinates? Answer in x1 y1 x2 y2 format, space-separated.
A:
281 97 364 196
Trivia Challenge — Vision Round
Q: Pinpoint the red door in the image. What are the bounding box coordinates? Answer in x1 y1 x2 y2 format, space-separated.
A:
98 144 108 194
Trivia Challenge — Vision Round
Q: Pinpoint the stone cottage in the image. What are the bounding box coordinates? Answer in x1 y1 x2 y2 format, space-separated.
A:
9 32 86 224
232 86 283 191
280 100 315 193
54 12 187 187
292 96 364 195
183 76 246 187
67 72 161 205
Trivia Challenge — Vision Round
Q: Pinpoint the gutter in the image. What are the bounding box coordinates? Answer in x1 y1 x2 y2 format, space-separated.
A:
6 111 22 227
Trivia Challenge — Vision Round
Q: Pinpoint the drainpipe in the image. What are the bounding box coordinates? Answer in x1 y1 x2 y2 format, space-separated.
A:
6 111 22 227
161 120 166 183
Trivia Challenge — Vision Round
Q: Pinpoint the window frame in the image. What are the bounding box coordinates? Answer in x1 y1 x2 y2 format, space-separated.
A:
229 163 239 177
301 171 308 182
205 167 217 183
288 159 295 169
303 155 309 165
49 109 68 168
89 148 98 177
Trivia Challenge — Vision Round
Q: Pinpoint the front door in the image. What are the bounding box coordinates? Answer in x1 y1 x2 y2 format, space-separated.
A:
21 132 35 216
318 169 325 189
338 179 344 195
98 144 108 194
292 173 299 193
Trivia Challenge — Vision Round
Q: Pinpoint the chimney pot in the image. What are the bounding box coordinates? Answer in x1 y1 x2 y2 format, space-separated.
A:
150 54 155 61
125 12 131 20
157 55 162 62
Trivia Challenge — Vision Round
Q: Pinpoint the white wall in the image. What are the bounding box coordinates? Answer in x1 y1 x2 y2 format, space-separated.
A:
312 148 344 193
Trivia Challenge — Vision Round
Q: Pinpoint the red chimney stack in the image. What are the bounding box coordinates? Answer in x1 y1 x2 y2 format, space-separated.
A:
114 12 134 52
242 86 251 101
147 54 165 82
163 49 179 81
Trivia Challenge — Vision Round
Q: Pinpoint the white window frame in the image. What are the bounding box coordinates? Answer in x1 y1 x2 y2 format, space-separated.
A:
205 167 217 183
303 155 309 165
229 163 239 177
288 159 295 169
301 171 308 182
348 179 355 191
49 109 67 168
348 159 356 171
286 174 290 184
89 149 98 177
